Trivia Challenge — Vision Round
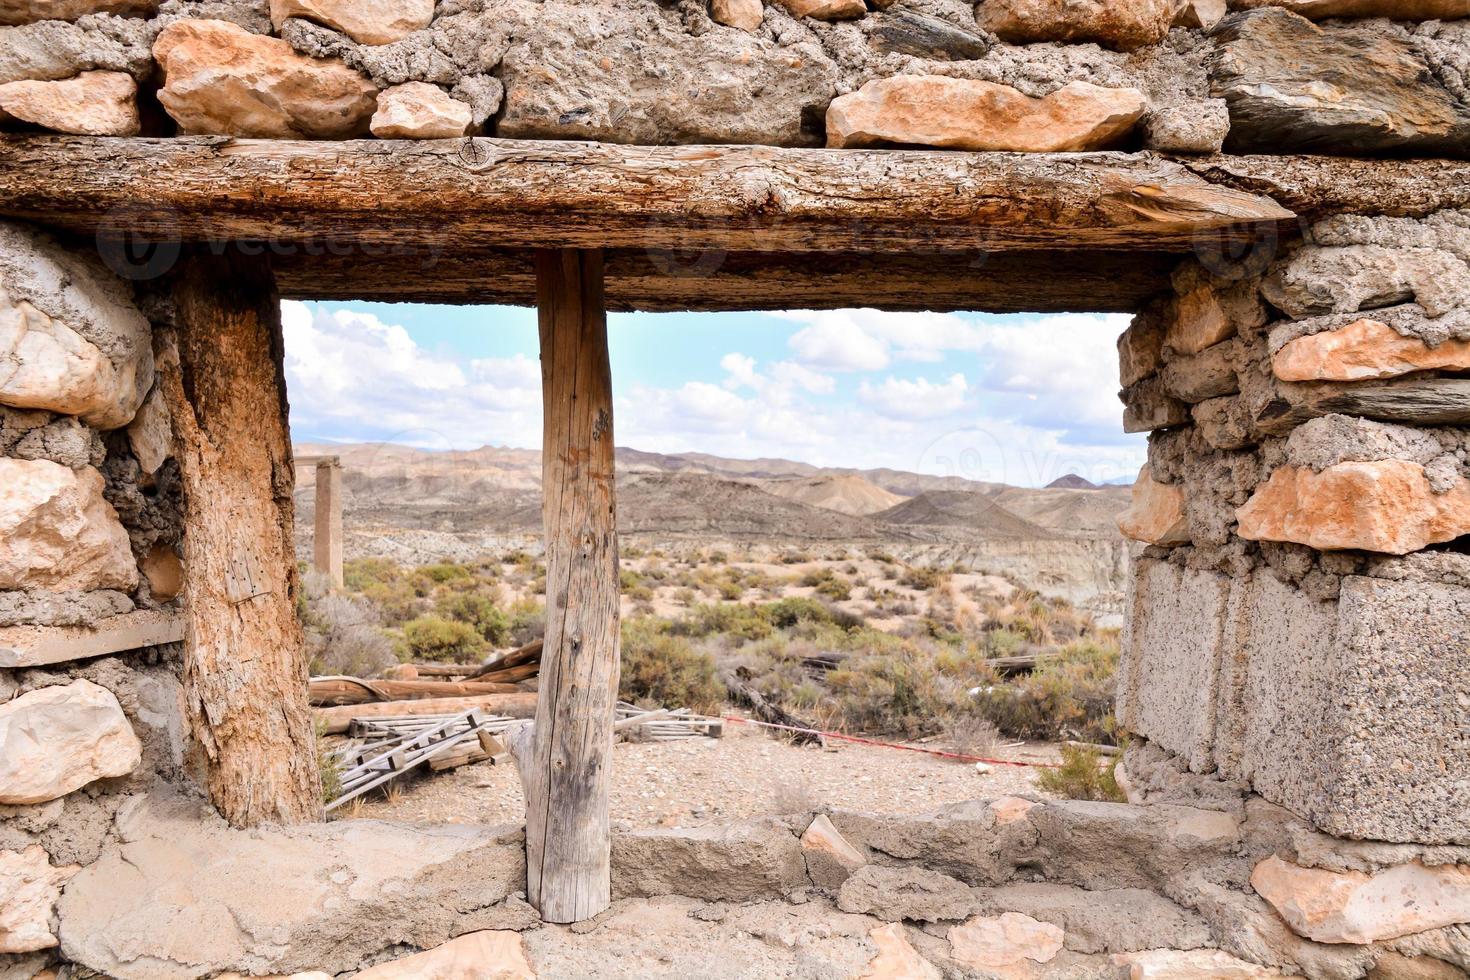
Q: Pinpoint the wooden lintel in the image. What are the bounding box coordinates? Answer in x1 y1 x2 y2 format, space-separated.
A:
272 246 1179 313
0 136 1299 256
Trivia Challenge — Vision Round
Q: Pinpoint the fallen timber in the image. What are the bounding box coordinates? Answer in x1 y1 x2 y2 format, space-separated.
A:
308 676 523 706
314 692 540 734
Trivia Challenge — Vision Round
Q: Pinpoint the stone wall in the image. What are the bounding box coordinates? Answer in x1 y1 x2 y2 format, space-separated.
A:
1114 210 1470 847
0 220 188 967
0 0 1465 157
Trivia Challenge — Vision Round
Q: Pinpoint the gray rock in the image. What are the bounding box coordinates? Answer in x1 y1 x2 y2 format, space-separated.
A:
0 410 104 470
610 817 809 902
58 791 529 979
835 865 975 923
0 13 156 85
495 1 838 145
1263 244 1470 321
863 9 990 60
450 73 503 128
1160 339 1241 404
1284 415 1445 471
0 588 133 628
973 882 1214 954
1211 9 1470 157
826 800 1026 887
1143 98 1230 153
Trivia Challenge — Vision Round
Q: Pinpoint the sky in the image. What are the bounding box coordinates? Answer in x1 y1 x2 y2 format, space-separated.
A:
281 301 1146 488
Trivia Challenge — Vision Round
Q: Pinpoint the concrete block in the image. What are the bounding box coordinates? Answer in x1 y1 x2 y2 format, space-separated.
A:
1118 558 1230 772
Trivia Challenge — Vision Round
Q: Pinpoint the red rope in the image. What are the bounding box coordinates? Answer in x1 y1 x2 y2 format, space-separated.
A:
719 715 1060 769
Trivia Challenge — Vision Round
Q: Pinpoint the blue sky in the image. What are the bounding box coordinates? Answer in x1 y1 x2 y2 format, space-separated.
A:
281 301 1146 487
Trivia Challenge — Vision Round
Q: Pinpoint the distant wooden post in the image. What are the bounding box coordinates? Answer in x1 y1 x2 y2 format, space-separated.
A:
313 458 343 588
522 249 620 923
159 248 322 827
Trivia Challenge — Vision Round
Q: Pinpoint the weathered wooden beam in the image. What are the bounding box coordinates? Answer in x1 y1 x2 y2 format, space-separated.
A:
307 677 523 706
522 248 621 924
313 692 539 734
1180 154 1470 221
157 247 321 828
272 247 1178 313
0 137 1296 255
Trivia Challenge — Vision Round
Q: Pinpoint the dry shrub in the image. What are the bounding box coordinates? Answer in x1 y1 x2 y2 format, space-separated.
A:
305 592 397 678
620 617 726 714
1036 743 1124 802
972 639 1118 744
944 714 1000 759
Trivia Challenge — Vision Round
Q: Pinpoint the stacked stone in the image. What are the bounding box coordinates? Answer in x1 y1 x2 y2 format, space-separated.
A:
0 0 1462 153
0 221 187 965
1113 210 1470 971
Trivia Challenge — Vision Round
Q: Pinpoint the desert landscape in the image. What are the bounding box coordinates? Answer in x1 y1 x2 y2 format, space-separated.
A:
293 442 1131 825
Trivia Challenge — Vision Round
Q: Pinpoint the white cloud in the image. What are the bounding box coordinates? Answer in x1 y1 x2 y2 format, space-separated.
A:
859 373 970 420
786 317 891 371
281 301 542 449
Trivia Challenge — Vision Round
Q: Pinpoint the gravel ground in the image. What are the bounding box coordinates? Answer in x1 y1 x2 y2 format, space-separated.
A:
342 714 1060 827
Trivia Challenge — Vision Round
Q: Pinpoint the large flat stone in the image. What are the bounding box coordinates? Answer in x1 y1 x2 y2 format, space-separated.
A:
1212 9 1470 157
1117 558 1229 772
58 793 530 979
0 460 137 592
1274 318 1470 382
827 76 1146 152
1233 0 1470 20
353 930 536 979
1236 461 1470 555
0 221 153 430
0 0 154 25
154 19 378 139
610 818 808 902
0 610 184 668
269 0 433 46
1251 855 1470 944
0 70 138 135
0 679 140 805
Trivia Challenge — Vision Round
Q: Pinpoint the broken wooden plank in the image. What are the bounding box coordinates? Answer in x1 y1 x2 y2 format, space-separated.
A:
0 137 1296 256
0 610 184 668
314 692 539 734
465 639 543 681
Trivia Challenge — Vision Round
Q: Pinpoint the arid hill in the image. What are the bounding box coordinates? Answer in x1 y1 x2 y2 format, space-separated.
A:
758 474 908 516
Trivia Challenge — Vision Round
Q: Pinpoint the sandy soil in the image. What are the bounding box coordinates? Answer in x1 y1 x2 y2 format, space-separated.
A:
342 713 1060 827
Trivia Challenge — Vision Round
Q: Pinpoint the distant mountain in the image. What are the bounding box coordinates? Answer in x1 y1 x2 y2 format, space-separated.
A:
1046 474 1098 490
872 491 1056 540
759 475 908 516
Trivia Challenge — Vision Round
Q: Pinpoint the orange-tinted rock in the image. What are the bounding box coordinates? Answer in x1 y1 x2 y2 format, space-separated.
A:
1168 283 1236 356
141 545 182 602
855 923 941 980
1251 855 1470 944
353 930 536 979
989 797 1038 825
948 912 1064 975
154 19 378 139
826 76 1146 152
800 813 866 890
1113 948 1285 978
1117 465 1190 546
269 0 434 46
976 0 1177 51
370 82 471 139
1232 0 1470 19
1236 461 1470 555
0 71 138 136
1273 319 1470 382
777 0 867 19
1175 0 1227 29
711 0 763 30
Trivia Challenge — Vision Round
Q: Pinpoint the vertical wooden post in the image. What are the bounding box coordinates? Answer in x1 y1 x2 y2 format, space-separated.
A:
158 247 322 827
525 248 620 923
313 460 344 589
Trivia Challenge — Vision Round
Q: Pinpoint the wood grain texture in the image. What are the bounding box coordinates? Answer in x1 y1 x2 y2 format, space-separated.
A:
307 677 523 706
0 136 1296 255
157 248 321 827
272 246 1178 313
523 249 621 924
1259 377 1470 434
313 692 539 734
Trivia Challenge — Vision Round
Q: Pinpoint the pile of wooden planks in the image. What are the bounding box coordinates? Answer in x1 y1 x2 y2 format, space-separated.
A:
326 709 516 812
614 703 723 742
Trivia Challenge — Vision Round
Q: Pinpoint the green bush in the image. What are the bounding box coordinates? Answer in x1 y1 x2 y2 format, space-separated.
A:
399 615 486 663
620 618 726 713
765 597 834 630
417 562 474 584
435 590 511 646
344 557 399 591
672 603 773 642
1036 743 1124 802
